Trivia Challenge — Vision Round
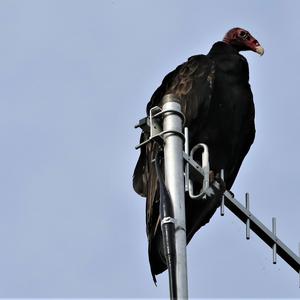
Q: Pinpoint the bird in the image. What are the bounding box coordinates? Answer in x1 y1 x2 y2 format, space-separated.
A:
133 27 264 283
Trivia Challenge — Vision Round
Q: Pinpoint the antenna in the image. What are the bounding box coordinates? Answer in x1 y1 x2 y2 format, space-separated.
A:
135 94 300 299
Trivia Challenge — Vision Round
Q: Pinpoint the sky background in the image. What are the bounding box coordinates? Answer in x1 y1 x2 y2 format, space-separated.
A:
0 0 300 298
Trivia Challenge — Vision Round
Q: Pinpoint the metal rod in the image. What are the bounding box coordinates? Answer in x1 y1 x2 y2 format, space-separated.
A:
272 217 277 264
220 169 225 216
299 242 300 288
162 96 188 299
245 193 250 240
184 127 189 192
220 188 300 274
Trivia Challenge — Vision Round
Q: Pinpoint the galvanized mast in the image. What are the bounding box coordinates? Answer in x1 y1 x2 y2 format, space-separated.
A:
162 95 188 299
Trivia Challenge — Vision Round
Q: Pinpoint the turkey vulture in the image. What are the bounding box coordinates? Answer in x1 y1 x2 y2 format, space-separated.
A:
133 27 264 282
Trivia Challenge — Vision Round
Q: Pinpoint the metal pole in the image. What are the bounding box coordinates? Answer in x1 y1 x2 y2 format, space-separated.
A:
184 127 189 193
298 243 300 287
272 217 277 264
220 169 225 216
162 95 188 299
245 193 250 240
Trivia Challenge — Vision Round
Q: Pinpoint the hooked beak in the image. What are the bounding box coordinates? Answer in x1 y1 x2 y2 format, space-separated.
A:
255 45 264 56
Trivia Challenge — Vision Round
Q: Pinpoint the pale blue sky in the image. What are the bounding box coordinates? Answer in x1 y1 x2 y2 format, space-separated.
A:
0 0 300 298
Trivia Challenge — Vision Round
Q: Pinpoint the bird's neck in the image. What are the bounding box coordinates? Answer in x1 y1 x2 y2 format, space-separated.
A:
208 41 239 56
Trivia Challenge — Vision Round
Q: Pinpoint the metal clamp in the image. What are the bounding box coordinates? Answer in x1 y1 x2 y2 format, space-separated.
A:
152 109 186 126
135 106 185 149
161 216 176 226
188 143 211 199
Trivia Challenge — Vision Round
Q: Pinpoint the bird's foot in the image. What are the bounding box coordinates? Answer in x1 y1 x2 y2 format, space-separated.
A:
214 172 226 193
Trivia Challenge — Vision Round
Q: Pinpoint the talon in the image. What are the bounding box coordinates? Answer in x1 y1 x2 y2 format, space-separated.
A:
215 172 226 192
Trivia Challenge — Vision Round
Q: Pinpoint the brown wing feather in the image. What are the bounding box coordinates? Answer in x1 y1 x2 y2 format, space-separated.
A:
166 55 215 126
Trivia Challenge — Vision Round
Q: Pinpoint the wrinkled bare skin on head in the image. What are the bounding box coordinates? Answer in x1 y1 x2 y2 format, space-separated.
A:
223 27 264 55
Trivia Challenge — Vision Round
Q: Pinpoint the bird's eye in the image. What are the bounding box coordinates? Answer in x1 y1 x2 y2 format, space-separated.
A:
239 31 248 40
